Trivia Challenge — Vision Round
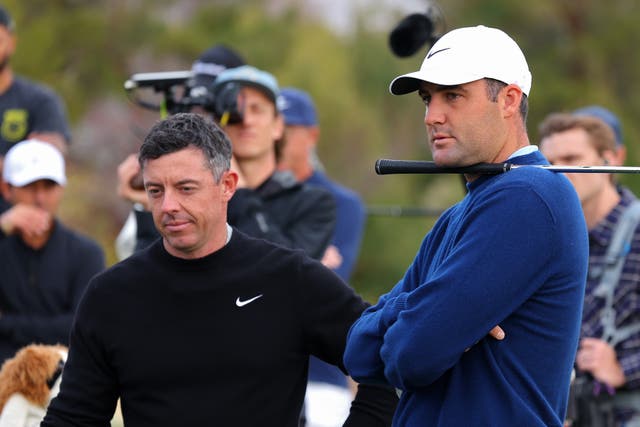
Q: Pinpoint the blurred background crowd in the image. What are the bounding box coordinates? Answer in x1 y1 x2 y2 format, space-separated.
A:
6 0 640 302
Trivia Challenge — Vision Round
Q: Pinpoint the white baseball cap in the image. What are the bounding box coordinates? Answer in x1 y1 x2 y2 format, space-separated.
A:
389 25 532 97
3 139 66 187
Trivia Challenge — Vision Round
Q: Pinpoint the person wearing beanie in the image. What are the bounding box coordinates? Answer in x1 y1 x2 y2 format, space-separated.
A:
0 139 104 363
343 25 588 426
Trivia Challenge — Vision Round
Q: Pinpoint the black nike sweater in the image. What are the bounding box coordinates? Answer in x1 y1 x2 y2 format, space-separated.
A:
42 230 397 426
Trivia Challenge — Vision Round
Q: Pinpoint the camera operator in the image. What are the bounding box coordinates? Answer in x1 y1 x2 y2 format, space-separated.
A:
118 57 336 261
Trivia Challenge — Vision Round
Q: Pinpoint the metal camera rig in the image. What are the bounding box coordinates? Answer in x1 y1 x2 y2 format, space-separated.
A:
123 70 243 124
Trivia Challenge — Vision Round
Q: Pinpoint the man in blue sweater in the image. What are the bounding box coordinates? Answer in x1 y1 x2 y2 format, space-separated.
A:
343 25 589 426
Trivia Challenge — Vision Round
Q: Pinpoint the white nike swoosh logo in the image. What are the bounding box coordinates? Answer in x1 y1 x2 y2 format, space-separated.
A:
235 294 263 307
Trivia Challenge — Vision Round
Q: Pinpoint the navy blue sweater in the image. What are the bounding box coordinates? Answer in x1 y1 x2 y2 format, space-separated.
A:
344 151 589 426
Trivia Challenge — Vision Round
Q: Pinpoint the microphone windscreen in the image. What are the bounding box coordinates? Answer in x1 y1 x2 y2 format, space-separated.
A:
389 13 434 57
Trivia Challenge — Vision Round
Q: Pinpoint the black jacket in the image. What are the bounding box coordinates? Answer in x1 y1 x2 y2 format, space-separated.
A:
227 171 335 260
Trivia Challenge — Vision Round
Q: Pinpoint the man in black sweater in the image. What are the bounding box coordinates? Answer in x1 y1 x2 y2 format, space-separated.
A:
42 113 396 426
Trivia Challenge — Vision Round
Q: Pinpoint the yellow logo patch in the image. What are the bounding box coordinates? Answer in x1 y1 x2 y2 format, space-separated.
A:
1 109 29 143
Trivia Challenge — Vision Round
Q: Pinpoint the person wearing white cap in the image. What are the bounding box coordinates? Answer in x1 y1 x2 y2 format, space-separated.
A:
0 139 104 363
343 25 589 426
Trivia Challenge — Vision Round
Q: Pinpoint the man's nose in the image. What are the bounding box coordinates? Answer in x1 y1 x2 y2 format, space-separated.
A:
160 189 180 213
424 101 445 126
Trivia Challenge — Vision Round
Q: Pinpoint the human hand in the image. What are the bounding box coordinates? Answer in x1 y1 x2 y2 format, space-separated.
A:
321 245 343 270
465 326 505 352
489 325 505 340
117 154 149 208
0 204 52 243
576 337 625 388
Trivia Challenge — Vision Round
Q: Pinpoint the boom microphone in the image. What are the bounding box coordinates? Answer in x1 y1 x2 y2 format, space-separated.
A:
389 13 435 57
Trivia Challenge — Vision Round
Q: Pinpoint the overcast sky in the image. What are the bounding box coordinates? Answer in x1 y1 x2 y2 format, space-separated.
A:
270 0 431 35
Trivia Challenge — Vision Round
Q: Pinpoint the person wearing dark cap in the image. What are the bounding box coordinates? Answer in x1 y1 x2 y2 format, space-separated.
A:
278 87 367 426
539 112 640 426
0 139 104 363
212 66 336 260
343 25 588 426
186 44 245 104
278 87 366 279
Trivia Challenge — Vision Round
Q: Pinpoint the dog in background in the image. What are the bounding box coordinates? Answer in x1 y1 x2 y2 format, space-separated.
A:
0 344 67 427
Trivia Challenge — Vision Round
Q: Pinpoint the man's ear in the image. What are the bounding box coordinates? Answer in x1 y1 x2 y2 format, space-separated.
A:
602 150 617 166
221 170 238 202
501 85 522 118
308 126 320 149
272 114 285 141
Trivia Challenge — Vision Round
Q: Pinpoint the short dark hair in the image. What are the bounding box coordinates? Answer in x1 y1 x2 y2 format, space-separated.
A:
139 113 232 183
484 78 528 124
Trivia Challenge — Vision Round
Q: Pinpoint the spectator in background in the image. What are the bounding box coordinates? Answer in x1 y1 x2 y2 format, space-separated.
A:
0 139 105 363
278 88 366 279
0 6 70 156
0 6 71 212
278 87 366 427
539 112 640 426
212 66 336 260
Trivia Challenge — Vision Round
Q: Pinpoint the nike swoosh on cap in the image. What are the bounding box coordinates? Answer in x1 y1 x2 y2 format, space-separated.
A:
427 47 451 59
235 294 263 307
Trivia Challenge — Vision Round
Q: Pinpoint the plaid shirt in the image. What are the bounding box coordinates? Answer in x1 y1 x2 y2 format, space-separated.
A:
582 186 640 390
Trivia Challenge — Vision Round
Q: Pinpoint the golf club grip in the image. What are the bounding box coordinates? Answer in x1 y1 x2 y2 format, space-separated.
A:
375 159 510 175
